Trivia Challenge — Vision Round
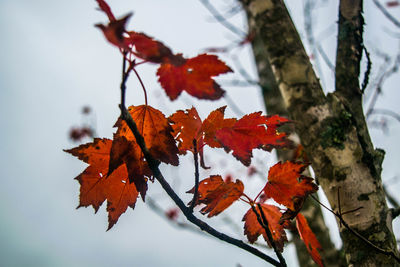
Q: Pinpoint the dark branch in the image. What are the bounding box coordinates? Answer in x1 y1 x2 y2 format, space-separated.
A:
189 139 200 212
361 46 372 93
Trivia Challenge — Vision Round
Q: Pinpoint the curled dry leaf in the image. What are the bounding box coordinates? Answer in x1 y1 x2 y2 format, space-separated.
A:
187 175 244 217
242 203 289 252
64 138 139 230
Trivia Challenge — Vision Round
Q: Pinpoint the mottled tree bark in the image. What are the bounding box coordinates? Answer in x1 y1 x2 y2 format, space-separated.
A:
240 0 399 266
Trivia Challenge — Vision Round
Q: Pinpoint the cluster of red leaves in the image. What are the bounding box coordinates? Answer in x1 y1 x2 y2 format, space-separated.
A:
94 0 231 101
65 1 324 266
168 106 290 167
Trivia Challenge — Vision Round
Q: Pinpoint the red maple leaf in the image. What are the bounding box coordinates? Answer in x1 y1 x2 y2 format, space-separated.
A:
296 213 324 267
168 106 235 167
242 203 289 252
215 112 290 166
263 161 318 215
64 138 139 230
95 13 132 49
187 175 244 217
157 54 232 100
95 0 116 22
109 105 179 199
125 31 176 64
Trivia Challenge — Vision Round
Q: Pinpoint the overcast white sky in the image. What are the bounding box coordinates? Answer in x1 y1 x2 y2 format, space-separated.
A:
0 0 399 266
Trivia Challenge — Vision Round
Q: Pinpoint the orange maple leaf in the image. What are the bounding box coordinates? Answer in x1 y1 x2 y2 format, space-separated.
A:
242 203 289 252
64 138 139 230
263 161 318 213
296 213 324 267
215 112 290 166
109 105 179 199
157 54 232 100
187 175 244 217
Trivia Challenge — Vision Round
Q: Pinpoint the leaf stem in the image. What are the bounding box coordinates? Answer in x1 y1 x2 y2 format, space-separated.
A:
132 67 148 106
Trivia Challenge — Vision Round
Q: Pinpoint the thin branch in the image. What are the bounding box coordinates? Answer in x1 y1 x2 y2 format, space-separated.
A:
146 196 203 234
310 195 400 263
199 0 246 37
118 56 280 267
223 93 245 117
189 139 200 212
373 0 400 28
361 46 372 93
369 108 400 123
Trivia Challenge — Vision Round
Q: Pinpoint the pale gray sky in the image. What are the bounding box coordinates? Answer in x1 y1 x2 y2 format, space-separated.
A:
0 0 399 266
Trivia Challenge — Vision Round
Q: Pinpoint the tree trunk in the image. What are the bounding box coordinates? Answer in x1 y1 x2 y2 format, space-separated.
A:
250 32 342 267
240 0 399 266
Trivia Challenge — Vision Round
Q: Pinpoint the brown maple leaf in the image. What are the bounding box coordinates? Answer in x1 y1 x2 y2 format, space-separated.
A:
187 175 244 217
263 161 318 216
215 112 290 166
64 138 139 230
296 213 324 267
242 203 289 252
157 54 232 100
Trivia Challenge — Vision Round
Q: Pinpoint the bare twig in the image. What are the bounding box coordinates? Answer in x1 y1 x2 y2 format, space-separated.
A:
310 195 400 263
369 108 400 123
373 0 400 28
361 46 372 94
189 139 200 212
199 0 246 37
